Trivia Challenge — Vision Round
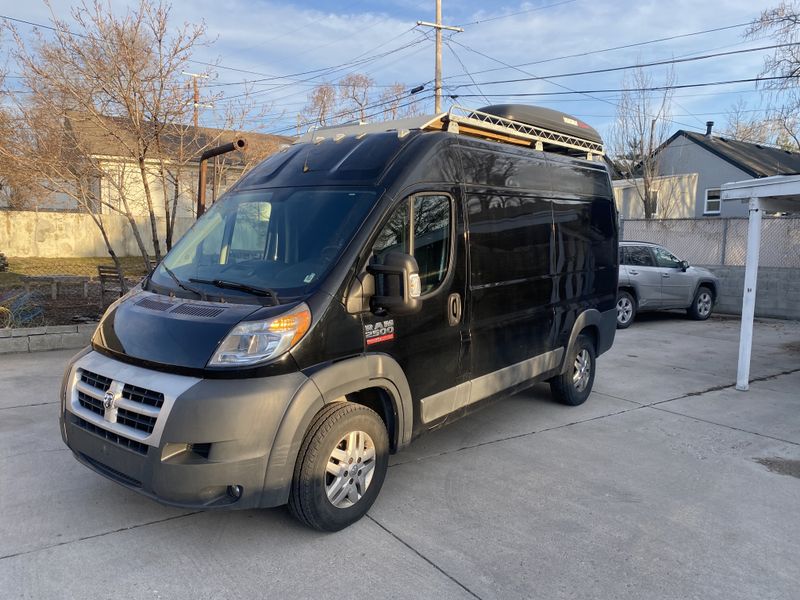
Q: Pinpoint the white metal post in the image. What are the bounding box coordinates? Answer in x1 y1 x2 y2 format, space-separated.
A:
736 196 762 391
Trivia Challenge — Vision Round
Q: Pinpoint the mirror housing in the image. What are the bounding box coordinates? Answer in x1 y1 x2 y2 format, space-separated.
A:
680 260 689 271
367 251 422 316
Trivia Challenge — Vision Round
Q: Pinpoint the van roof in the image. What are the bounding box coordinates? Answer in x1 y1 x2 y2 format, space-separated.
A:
295 104 604 160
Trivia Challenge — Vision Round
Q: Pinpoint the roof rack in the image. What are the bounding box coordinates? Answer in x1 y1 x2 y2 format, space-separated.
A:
439 105 604 159
294 104 605 160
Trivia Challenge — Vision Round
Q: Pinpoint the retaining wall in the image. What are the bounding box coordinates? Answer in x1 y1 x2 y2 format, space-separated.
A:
0 211 195 258
705 266 800 320
0 323 96 354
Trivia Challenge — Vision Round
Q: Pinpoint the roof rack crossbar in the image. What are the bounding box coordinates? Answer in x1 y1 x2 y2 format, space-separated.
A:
438 105 605 157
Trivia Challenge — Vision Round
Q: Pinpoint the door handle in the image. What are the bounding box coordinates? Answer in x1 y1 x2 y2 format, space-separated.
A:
628 270 639 275
662 273 670 278
447 293 462 326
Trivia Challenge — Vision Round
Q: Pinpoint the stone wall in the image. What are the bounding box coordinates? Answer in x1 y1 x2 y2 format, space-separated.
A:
0 211 195 258
706 266 800 320
0 323 96 354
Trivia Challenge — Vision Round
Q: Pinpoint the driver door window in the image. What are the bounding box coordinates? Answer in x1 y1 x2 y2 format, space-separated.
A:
372 194 452 295
653 246 682 269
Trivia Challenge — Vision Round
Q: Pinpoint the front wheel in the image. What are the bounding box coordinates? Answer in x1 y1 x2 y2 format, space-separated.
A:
550 334 596 406
688 286 713 320
289 402 389 531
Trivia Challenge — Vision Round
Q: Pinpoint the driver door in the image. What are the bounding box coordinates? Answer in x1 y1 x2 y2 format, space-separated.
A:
363 192 468 421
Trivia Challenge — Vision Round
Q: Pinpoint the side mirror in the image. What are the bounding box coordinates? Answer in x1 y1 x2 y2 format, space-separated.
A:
366 251 422 316
680 260 689 271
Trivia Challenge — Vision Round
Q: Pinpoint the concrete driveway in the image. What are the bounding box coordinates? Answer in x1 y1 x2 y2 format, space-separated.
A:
2 314 799 599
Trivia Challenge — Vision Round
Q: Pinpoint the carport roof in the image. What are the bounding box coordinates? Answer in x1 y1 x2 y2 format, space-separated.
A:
721 173 800 212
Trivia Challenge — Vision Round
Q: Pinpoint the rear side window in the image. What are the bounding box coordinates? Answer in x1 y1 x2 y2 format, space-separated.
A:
623 246 655 266
372 194 452 294
467 194 552 285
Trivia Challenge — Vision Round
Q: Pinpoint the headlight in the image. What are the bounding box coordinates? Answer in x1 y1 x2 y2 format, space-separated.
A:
208 303 312 367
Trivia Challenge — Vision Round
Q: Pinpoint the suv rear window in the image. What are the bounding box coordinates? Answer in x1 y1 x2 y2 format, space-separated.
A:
622 246 654 267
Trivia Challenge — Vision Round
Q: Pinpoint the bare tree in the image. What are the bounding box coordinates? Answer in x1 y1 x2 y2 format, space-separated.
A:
4 0 209 268
609 66 677 219
379 83 420 120
338 73 374 122
746 2 800 150
302 83 338 129
721 99 779 144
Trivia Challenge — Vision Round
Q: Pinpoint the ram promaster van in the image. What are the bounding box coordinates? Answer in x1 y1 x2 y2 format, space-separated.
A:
60 105 618 531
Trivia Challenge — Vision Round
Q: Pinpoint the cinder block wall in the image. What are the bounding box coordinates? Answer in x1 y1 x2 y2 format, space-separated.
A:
705 265 800 320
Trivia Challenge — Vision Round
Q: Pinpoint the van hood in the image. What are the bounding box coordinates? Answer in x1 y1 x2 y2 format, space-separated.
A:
92 290 269 369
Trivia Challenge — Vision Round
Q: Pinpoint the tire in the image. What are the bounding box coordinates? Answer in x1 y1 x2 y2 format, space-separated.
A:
288 402 389 532
616 291 636 329
550 334 596 406
688 286 713 321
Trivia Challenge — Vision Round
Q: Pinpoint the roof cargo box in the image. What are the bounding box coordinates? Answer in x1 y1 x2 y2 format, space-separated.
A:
476 104 603 145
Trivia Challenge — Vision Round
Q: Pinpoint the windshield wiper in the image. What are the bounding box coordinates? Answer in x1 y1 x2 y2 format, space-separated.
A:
189 278 280 305
162 265 207 300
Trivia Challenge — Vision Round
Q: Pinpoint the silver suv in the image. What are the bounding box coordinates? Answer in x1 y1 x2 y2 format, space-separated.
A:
617 241 719 328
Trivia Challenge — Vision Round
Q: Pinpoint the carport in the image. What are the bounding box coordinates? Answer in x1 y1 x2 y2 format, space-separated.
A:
720 174 800 391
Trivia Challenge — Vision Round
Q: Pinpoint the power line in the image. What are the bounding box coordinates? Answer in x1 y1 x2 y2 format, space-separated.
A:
450 42 800 88
448 76 793 98
455 0 577 27
444 40 490 104
440 20 756 83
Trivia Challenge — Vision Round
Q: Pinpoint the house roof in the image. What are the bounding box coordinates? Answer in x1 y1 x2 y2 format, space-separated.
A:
663 130 800 178
63 112 293 166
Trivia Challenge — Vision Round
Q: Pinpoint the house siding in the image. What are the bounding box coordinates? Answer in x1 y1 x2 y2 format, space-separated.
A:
656 137 752 218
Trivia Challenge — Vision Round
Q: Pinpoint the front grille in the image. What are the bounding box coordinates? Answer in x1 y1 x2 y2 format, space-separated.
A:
116 408 157 434
80 369 112 392
122 384 164 409
71 415 148 455
80 453 142 488
77 391 105 417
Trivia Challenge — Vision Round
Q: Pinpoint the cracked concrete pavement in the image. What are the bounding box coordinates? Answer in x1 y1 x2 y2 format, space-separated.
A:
1 313 799 599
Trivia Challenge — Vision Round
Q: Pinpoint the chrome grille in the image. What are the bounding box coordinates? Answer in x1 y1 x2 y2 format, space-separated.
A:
74 368 166 453
122 384 164 408
80 370 112 392
77 391 104 417
116 408 157 434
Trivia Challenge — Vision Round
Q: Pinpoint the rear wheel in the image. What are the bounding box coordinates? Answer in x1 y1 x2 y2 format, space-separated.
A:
289 402 389 531
550 334 596 406
616 291 636 329
688 286 713 320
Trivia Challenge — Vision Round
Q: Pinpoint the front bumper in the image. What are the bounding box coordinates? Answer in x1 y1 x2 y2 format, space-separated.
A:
61 351 308 509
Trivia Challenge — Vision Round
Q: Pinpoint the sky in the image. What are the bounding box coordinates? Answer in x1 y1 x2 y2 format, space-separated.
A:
0 0 787 142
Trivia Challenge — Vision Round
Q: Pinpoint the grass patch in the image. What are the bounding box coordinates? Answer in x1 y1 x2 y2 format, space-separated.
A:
4 256 150 278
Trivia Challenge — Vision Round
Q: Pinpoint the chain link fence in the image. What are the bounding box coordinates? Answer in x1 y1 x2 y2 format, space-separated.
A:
620 217 800 268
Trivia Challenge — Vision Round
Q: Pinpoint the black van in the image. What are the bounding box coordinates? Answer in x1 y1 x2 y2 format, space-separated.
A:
60 105 618 531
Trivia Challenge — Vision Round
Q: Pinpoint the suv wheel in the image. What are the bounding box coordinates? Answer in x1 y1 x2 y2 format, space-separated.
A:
550 334 596 406
289 402 389 531
688 286 713 321
616 291 636 329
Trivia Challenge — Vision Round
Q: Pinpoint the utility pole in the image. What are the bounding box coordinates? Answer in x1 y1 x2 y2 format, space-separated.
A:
182 71 210 128
417 0 463 113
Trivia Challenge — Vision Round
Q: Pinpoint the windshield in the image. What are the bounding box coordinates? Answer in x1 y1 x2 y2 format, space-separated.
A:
149 187 376 302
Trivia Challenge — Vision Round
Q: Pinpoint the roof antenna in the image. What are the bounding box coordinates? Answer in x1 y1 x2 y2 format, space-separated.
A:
706 121 714 136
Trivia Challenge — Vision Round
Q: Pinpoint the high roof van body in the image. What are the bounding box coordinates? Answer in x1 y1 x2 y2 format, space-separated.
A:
60 105 618 530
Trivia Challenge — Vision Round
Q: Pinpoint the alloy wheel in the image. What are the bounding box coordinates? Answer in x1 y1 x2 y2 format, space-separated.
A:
573 349 592 393
617 297 633 325
325 430 376 508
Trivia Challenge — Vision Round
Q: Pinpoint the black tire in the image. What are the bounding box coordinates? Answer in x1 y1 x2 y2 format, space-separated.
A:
687 285 714 321
616 290 636 329
288 402 389 532
549 334 596 406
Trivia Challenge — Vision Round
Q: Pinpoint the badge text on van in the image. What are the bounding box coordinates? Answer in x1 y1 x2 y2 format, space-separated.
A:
365 320 395 345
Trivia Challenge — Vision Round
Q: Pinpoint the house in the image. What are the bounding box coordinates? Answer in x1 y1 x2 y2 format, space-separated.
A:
613 124 800 219
14 112 292 216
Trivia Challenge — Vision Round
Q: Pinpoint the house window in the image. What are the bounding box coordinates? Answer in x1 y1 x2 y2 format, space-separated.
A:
704 188 721 215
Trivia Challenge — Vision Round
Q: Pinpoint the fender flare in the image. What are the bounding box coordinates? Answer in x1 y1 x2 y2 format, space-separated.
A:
260 353 413 507
560 308 602 374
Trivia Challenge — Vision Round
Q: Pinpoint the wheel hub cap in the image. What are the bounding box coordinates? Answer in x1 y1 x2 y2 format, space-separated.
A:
573 349 591 393
325 430 376 509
